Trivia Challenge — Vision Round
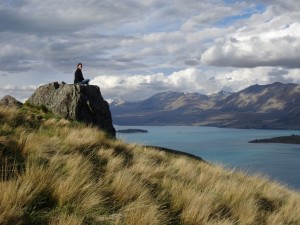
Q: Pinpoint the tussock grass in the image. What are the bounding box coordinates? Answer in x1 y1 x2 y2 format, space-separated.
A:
119 198 168 225
64 127 107 151
0 105 300 225
48 214 84 225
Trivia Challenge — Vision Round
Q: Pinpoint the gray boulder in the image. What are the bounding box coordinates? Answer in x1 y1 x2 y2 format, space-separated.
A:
27 82 116 137
0 95 23 108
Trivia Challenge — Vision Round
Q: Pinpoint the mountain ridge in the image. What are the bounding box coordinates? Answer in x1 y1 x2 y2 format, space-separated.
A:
110 82 300 129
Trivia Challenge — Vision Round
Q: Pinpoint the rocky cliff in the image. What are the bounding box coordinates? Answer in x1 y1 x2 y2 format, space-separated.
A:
28 82 115 137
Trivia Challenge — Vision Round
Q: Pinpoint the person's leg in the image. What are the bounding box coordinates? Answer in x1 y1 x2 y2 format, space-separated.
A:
81 79 90 84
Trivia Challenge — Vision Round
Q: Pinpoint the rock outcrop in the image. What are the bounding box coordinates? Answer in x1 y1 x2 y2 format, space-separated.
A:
0 95 23 108
28 82 116 137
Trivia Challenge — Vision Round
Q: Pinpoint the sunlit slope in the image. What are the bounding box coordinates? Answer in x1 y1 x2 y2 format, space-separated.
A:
0 104 300 225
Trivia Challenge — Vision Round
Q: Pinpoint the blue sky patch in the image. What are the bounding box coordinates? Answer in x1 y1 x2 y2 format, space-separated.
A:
216 3 267 27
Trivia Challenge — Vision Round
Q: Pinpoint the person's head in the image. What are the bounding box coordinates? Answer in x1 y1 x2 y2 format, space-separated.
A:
77 63 83 69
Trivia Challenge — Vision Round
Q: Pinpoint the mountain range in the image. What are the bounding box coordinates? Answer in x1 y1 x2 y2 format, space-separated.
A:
110 82 300 129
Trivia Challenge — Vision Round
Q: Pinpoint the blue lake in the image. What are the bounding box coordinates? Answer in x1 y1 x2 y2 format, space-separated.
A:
115 125 300 191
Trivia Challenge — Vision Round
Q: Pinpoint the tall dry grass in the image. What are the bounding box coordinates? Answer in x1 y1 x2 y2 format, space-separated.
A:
0 105 300 225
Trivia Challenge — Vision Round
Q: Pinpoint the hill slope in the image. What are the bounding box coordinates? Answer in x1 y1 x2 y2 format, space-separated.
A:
1 104 300 225
111 82 300 129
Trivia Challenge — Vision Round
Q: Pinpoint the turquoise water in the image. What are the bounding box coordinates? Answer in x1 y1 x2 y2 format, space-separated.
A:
115 126 300 190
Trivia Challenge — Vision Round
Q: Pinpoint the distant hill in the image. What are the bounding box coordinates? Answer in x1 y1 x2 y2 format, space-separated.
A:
110 82 300 129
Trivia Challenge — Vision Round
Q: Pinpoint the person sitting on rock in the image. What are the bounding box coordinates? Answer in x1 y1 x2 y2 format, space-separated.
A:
74 63 90 85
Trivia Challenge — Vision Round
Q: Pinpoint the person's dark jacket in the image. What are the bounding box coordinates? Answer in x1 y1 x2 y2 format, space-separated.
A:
74 68 84 83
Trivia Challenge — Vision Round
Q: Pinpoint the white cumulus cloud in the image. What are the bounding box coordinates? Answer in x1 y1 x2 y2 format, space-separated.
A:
91 67 300 101
201 6 300 68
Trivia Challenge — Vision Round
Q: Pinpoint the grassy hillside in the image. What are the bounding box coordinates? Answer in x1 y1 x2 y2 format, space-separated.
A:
0 104 300 225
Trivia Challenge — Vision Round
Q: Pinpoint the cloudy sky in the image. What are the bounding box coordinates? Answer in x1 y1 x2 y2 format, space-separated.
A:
1 0 300 101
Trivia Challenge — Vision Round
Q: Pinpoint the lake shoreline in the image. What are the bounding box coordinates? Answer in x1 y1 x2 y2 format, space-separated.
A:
116 125 300 190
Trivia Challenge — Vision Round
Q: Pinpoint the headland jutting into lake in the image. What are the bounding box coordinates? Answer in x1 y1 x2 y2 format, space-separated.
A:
250 134 300 145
